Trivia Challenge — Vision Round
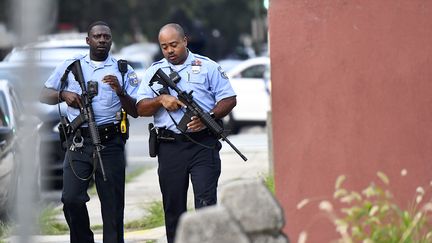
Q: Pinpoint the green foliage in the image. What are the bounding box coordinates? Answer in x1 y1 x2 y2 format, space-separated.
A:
38 204 69 235
264 174 275 194
56 0 267 59
0 221 9 242
303 172 432 243
124 201 165 231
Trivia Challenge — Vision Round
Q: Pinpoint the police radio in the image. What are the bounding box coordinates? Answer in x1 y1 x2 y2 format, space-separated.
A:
118 59 128 74
117 59 129 141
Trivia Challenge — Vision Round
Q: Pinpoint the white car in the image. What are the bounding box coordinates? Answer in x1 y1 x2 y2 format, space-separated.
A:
3 33 89 63
223 56 270 134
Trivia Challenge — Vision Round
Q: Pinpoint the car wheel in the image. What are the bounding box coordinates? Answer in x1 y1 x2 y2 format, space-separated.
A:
223 114 240 135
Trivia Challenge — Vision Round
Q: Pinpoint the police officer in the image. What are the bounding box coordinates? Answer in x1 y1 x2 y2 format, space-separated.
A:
39 21 139 243
136 23 237 243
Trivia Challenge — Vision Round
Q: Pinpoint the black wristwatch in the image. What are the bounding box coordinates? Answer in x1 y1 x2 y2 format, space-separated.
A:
117 90 127 97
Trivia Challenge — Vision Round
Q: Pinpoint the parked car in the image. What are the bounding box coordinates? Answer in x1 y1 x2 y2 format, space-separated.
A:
223 56 271 134
0 61 63 190
0 34 91 190
114 42 159 81
217 59 243 73
0 79 40 219
3 33 88 63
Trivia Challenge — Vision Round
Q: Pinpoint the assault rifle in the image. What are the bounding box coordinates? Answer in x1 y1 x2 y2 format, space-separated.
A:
149 68 247 161
69 60 107 180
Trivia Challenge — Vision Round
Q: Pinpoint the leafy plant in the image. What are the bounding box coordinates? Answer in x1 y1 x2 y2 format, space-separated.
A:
297 171 432 243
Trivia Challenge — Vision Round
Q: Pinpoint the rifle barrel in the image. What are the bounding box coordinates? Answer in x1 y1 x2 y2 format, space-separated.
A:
221 135 248 161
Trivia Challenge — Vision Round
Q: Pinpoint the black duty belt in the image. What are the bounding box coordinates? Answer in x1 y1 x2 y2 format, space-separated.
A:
159 128 213 143
79 123 121 142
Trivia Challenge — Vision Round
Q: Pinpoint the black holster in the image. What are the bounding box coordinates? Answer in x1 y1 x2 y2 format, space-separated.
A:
148 123 158 157
58 115 72 150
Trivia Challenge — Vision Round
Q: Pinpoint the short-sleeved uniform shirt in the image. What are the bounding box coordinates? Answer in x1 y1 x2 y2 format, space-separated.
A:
44 54 140 125
136 51 236 133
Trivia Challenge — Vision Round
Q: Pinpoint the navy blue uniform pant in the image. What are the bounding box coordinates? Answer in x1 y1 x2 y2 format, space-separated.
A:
61 133 125 243
157 133 221 243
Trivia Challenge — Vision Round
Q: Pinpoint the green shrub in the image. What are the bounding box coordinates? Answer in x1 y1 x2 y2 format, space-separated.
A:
297 171 432 243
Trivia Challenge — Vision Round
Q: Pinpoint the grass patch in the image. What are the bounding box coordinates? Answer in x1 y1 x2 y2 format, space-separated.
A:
88 166 148 196
125 167 147 184
91 224 103 232
263 174 275 194
38 204 69 235
124 201 165 231
0 221 10 242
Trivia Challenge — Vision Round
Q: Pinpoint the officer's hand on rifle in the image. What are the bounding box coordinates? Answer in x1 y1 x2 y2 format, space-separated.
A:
159 94 185 111
187 116 205 132
61 90 83 109
102 75 122 96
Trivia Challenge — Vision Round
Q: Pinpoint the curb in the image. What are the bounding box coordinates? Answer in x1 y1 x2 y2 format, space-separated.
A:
5 226 166 243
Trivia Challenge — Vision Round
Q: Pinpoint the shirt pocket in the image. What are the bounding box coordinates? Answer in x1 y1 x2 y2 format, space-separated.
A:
100 82 114 106
188 72 207 84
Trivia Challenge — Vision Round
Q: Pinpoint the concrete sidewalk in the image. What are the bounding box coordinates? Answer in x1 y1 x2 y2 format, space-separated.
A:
8 133 270 243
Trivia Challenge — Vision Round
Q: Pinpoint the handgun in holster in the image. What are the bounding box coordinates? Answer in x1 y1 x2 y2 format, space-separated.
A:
120 109 129 142
148 123 158 157
58 115 72 150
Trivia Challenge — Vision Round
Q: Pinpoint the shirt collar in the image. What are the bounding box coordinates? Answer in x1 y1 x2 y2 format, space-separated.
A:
83 54 115 68
161 49 195 70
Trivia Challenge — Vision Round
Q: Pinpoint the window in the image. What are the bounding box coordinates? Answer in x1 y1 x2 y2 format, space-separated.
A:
240 64 267 79
0 93 9 127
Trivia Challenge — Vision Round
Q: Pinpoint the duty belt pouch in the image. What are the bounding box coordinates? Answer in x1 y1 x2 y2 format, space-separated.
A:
148 123 158 157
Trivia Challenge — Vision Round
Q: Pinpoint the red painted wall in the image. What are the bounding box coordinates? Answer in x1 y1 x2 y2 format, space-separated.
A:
269 1 432 242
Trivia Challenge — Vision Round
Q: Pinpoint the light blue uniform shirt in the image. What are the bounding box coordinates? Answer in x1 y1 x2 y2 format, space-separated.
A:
44 54 140 125
136 51 236 133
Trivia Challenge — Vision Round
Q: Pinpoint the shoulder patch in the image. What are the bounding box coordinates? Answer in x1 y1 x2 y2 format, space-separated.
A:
218 66 228 79
128 71 140 87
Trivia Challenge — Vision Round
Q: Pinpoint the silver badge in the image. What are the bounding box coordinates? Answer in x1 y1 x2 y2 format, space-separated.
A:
191 59 202 74
191 65 201 74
